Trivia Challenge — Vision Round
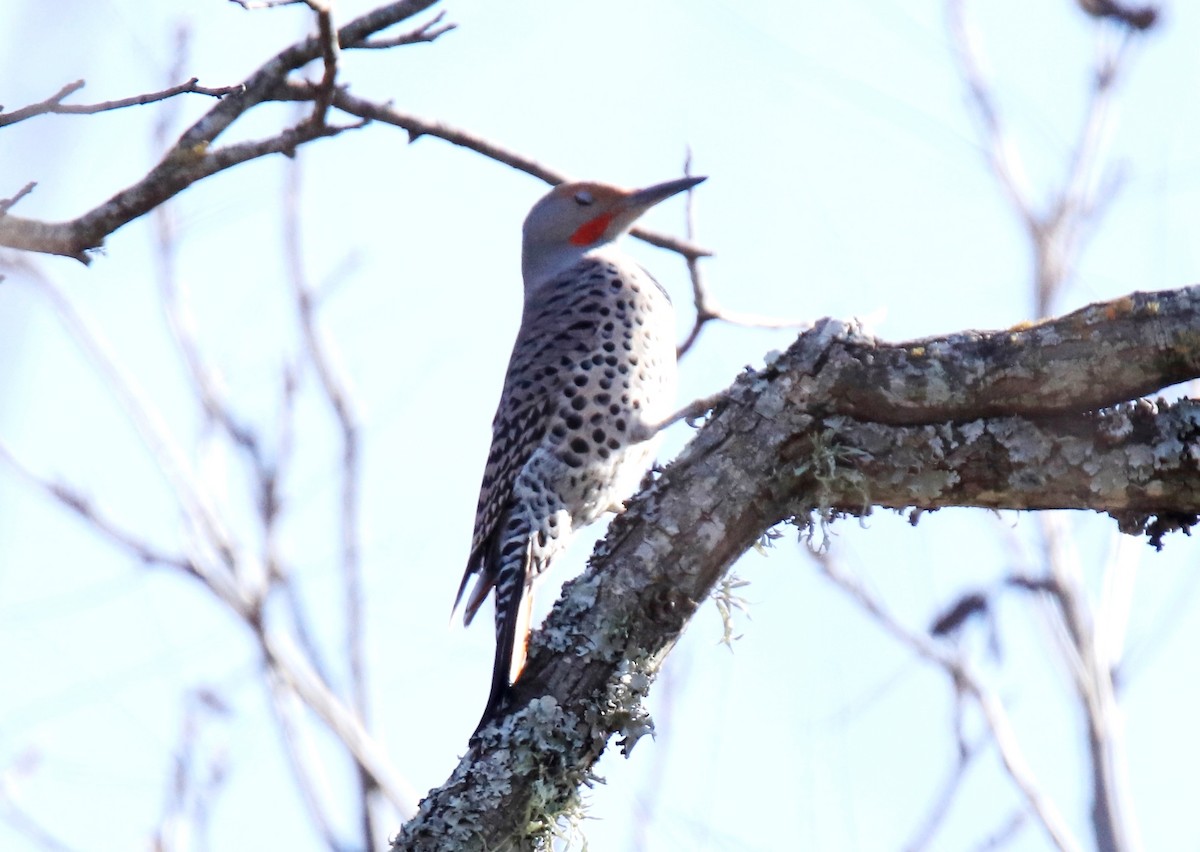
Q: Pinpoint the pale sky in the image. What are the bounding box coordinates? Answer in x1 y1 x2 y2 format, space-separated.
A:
2 1 1199 850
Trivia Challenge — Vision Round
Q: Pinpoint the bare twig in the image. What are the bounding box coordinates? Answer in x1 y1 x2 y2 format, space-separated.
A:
305 0 340 128
675 149 809 357
282 153 376 846
948 0 1139 316
271 82 715 262
0 0 442 261
1076 0 1159 30
0 183 36 216
355 10 456 47
228 0 307 9
0 78 240 128
151 689 231 852
812 549 1082 852
0 441 197 576
949 4 1150 846
4 257 248 609
0 751 80 852
265 671 344 848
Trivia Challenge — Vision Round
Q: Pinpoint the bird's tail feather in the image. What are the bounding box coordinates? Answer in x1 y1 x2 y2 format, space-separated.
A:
473 537 535 736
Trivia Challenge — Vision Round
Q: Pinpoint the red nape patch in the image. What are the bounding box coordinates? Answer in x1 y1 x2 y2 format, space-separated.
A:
570 213 614 246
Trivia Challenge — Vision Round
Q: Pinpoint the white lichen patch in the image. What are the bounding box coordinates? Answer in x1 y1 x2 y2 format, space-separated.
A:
959 419 986 445
988 419 1053 465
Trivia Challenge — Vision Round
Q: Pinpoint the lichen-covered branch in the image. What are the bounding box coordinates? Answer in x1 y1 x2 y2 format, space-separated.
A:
391 284 1200 850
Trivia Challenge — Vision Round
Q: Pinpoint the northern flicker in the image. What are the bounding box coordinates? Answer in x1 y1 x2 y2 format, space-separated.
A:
455 175 705 730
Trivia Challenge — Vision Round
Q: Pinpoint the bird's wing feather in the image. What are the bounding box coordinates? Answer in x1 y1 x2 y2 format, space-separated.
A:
453 257 612 620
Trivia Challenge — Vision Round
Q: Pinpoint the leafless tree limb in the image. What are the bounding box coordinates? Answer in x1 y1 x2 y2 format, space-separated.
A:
0 183 36 216
0 255 418 822
947 0 1142 316
265 671 346 848
1076 0 1159 30
0 0 444 262
0 750 79 852
947 6 1157 847
0 78 241 129
0 442 198 576
392 285 1200 849
151 689 232 852
356 10 457 47
230 0 308 9
282 150 377 848
814 551 1080 852
675 149 809 358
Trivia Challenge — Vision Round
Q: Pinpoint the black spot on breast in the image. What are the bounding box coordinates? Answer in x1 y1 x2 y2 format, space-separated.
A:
597 447 611 459
571 396 586 411
565 413 584 429
592 428 606 443
562 452 584 468
606 437 620 450
551 423 567 439
615 415 626 429
570 437 588 454
573 375 588 387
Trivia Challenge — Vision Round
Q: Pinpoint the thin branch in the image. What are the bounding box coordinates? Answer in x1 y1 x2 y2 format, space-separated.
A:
0 0 443 261
4 258 249 609
676 148 808 357
0 440 197 576
0 78 240 128
282 150 376 847
305 1 340 128
0 751 80 852
355 11 456 47
265 670 345 849
262 631 418 817
1076 0 1159 29
272 82 714 262
0 183 36 216
813 551 1081 852
946 0 1035 229
229 0 307 8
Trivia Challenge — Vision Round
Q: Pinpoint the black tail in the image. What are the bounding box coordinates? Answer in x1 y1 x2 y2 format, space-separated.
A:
472 537 535 737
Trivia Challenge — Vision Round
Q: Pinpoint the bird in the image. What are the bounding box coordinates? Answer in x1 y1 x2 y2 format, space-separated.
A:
455 174 706 732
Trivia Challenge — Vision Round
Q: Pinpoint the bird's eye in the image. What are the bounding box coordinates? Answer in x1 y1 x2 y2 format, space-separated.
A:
573 191 594 206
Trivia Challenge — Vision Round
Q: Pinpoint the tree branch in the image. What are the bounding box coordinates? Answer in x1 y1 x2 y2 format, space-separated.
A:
392 284 1200 849
0 78 241 128
0 0 443 262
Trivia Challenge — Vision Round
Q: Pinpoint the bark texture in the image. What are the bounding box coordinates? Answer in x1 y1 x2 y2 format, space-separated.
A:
391 285 1200 851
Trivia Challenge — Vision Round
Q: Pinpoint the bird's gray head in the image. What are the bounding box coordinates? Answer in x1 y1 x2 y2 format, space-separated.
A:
521 176 706 290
